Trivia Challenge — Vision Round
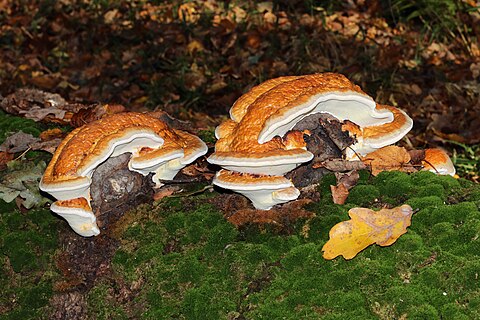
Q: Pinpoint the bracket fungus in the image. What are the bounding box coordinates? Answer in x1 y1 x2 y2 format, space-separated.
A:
40 112 207 236
422 148 456 176
213 169 300 210
208 73 414 209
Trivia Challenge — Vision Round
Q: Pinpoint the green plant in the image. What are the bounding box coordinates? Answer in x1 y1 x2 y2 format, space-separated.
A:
386 0 470 42
450 142 479 182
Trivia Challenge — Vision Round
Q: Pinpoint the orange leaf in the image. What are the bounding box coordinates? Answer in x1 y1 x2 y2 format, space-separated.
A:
362 146 415 176
39 128 64 141
153 186 180 201
322 204 414 260
0 151 14 170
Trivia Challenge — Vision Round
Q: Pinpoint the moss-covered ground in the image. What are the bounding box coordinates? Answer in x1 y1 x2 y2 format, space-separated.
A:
1 168 480 319
0 201 60 319
1 112 480 320
93 170 479 319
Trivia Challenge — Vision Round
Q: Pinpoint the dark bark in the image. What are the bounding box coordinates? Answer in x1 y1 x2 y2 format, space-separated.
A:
287 114 356 187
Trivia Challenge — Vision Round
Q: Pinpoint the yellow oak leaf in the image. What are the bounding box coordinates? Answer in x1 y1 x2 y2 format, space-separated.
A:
362 146 416 176
322 204 414 260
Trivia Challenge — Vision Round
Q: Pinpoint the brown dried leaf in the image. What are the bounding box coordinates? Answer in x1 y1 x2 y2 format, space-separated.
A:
30 139 62 154
39 128 65 141
322 205 414 260
0 89 86 123
362 146 416 176
313 159 366 172
29 73 62 90
70 104 126 128
408 149 426 165
0 152 14 170
0 132 40 153
153 186 181 201
330 183 349 205
335 170 360 190
178 3 199 23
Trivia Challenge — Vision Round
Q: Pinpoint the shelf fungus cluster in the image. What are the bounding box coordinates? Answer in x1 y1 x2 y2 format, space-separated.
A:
207 73 419 209
40 112 207 236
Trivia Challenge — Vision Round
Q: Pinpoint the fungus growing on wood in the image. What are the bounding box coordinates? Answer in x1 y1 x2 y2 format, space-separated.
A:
422 148 456 176
213 170 300 210
40 112 207 236
208 73 413 209
343 104 413 159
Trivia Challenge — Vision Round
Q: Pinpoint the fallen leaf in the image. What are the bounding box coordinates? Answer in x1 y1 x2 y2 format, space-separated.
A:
104 9 119 24
177 3 199 23
313 159 366 172
330 170 360 204
322 204 414 260
0 131 40 153
39 128 64 141
408 149 426 165
330 183 349 205
0 88 87 123
245 31 261 51
0 152 14 170
29 73 62 90
30 139 62 154
187 39 205 55
0 160 49 209
362 146 416 176
153 186 181 201
70 103 126 127
257 2 273 13
335 170 360 189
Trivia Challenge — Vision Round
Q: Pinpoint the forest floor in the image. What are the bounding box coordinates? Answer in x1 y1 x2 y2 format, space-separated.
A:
0 1 480 319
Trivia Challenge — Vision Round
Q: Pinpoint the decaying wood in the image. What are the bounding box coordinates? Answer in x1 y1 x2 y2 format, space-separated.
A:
90 153 155 231
287 114 356 187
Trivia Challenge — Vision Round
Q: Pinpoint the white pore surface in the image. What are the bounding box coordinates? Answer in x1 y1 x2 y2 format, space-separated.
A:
212 173 299 210
51 201 100 237
208 151 314 176
79 131 164 177
40 177 91 201
258 93 392 144
236 186 300 210
40 131 165 203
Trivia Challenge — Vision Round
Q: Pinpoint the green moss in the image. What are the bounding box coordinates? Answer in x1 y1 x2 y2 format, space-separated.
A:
411 171 460 190
416 184 446 199
440 303 470 320
407 196 445 210
86 282 129 320
0 208 59 319
430 222 457 246
319 173 337 195
374 171 412 198
197 128 216 145
102 170 480 319
347 185 380 206
408 304 439 319
281 243 323 271
0 111 43 144
181 285 237 320
393 232 424 252
431 202 477 224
